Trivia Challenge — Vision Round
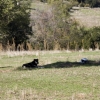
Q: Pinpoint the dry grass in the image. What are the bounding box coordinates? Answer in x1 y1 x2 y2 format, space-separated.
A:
31 1 50 11
71 8 100 28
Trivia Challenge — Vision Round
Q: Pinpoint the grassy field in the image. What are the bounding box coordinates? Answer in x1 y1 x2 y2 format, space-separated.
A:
0 50 100 100
71 7 100 28
31 1 50 11
31 1 100 28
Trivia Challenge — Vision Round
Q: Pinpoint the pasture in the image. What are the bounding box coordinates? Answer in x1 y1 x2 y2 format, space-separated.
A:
71 8 100 28
0 50 100 100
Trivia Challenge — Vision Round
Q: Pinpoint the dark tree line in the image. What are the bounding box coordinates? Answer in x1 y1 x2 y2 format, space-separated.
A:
41 0 100 7
0 0 32 50
77 0 100 7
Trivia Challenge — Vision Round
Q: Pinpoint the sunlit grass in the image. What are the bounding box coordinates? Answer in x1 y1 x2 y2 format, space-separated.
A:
71 8 100 28
31 1 50 11
0 50 100 100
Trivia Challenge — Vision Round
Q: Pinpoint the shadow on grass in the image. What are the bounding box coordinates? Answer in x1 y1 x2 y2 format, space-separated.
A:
16 60 100 71
0 66 12 69
43 60 100 68
15 66 38 71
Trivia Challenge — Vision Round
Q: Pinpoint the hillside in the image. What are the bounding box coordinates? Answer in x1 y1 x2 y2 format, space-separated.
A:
29 1 100 50
31 1 100 28
30 1 51 30
31 1 50 11
70 7 100 28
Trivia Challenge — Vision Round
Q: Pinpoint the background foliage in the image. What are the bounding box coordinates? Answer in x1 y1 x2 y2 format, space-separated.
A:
0 0 100 51
0 0 31 50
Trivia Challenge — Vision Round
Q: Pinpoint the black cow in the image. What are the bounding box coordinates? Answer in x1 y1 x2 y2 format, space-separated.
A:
22 59 39 68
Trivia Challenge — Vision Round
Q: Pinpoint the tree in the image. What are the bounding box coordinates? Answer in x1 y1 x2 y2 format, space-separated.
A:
0 0 32 50
85 0 97 7
90 27 100 49
82 27 100 50
77 0 100 7
29 8 55 50
48 0 69 50
30 0 86 50
0 0 14 40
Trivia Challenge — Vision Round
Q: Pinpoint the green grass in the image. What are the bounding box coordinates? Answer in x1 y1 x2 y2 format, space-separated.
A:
0 51 100 100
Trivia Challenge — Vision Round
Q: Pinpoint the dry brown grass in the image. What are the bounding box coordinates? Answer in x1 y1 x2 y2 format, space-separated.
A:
71 8 100 28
